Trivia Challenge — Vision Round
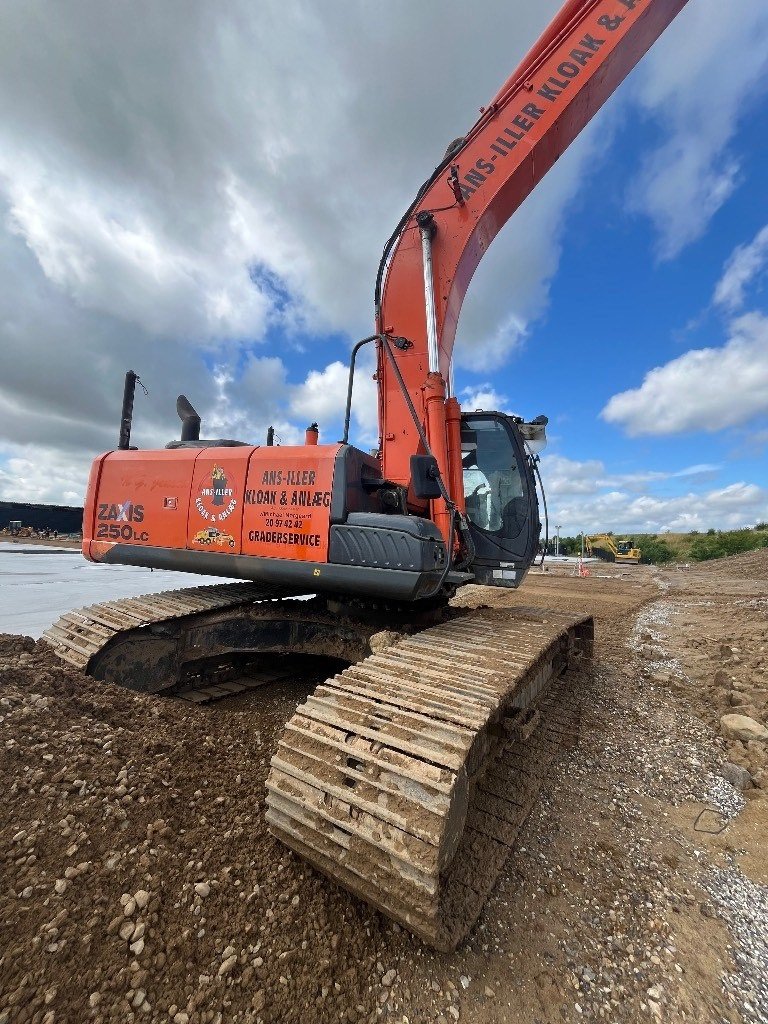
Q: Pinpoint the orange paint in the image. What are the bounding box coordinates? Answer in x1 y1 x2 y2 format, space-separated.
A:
241 446 338 562
377 0 688 491
85 444 340 565
86 448 198 556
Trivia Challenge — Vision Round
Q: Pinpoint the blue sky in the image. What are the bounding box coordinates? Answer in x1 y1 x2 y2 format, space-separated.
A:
0 0 766 535
465 91 768 533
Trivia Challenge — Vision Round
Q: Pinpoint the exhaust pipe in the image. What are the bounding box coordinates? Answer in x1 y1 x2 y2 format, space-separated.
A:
118 371 138 450
176 395 201 442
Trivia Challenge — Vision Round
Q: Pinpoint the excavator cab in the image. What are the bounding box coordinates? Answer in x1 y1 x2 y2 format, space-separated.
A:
460 412 542 587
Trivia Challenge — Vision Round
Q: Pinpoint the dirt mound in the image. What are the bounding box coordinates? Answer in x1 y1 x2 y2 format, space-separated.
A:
687 547 768 581
0 637 395 1024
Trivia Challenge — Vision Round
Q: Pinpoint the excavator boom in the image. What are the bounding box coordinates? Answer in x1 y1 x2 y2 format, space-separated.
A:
377 0 687 499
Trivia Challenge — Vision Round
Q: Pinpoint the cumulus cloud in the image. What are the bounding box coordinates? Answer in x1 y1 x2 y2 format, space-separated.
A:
627 0 768 259
0 446 90 506
289 358 378 443
0 0 766 514
538 454 755 534
601 313 768 436
459 384 511 413
542 456 768 535
553 482 768 536
714 224 768 312
543 455 606 496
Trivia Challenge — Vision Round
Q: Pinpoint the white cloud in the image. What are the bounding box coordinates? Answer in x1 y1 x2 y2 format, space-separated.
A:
543 459 768 535
628 0 768 258
459 384 510 413
289 357 378 445
543 455 606 496
0 446 89 506
601 312 768 436
538 455 757 534
4 165 270 341
0 0 766 509
714 224 768 312
289 362 349 430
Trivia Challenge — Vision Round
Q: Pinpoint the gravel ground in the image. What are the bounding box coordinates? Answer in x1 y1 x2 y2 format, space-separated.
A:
1 551 766 1023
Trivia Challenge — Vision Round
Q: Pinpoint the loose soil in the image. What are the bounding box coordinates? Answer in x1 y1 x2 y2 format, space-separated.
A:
1 552 766 1024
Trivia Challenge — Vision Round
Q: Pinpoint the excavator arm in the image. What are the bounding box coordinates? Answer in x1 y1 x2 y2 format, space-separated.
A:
376 0 687 511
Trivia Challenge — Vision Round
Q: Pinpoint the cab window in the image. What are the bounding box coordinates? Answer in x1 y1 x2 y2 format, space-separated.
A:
462 417 527 538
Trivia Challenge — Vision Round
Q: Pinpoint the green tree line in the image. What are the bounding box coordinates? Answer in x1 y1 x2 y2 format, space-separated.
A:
547 525 768 564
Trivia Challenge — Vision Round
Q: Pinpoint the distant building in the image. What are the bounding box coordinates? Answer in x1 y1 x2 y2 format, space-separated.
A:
1 501 83 535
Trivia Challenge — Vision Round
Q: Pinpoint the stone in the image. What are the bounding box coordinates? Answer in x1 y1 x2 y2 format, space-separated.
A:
218 955 237 977
194 882 210 898
123 897 137 917
251 990 265 1012
54 879 68 895
119 921 135 941
381 969 396 986
720 715 768 743
134 890 150 910
721 762 752 790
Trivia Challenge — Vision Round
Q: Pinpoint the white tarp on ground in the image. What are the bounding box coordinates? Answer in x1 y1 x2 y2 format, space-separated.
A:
542 555 600 563
0 543 231 639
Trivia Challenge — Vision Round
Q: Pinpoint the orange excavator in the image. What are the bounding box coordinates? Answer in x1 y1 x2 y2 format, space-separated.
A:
44 0 688 950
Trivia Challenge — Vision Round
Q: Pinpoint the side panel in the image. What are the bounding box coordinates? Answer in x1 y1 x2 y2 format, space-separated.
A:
87 449 199 560
85 445 342 566
186 449 254 554
242 446 339 562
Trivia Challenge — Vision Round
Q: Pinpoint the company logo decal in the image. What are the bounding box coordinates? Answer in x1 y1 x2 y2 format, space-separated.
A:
195 465 237 522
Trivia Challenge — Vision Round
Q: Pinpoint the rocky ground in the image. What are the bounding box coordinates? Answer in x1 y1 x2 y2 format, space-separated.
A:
1 550 766 1024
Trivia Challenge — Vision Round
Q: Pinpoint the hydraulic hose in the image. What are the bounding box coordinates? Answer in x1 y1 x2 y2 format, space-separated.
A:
529 451 549 568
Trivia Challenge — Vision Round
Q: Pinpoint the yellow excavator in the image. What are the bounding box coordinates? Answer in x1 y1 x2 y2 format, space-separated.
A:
586 534 641 564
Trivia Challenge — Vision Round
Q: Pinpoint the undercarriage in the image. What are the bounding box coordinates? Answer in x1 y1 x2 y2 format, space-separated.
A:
43 583 592 949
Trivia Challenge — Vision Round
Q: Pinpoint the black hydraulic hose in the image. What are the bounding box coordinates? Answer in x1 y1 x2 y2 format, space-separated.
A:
530 453 549 568
374 153 461 319
423 504 457 601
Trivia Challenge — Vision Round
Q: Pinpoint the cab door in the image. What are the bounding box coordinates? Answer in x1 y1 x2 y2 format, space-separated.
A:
460 412 541 587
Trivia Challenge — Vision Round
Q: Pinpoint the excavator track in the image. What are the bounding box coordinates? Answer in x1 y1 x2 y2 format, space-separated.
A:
43 585 592 949
41 582 313 694
266 605 592 951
